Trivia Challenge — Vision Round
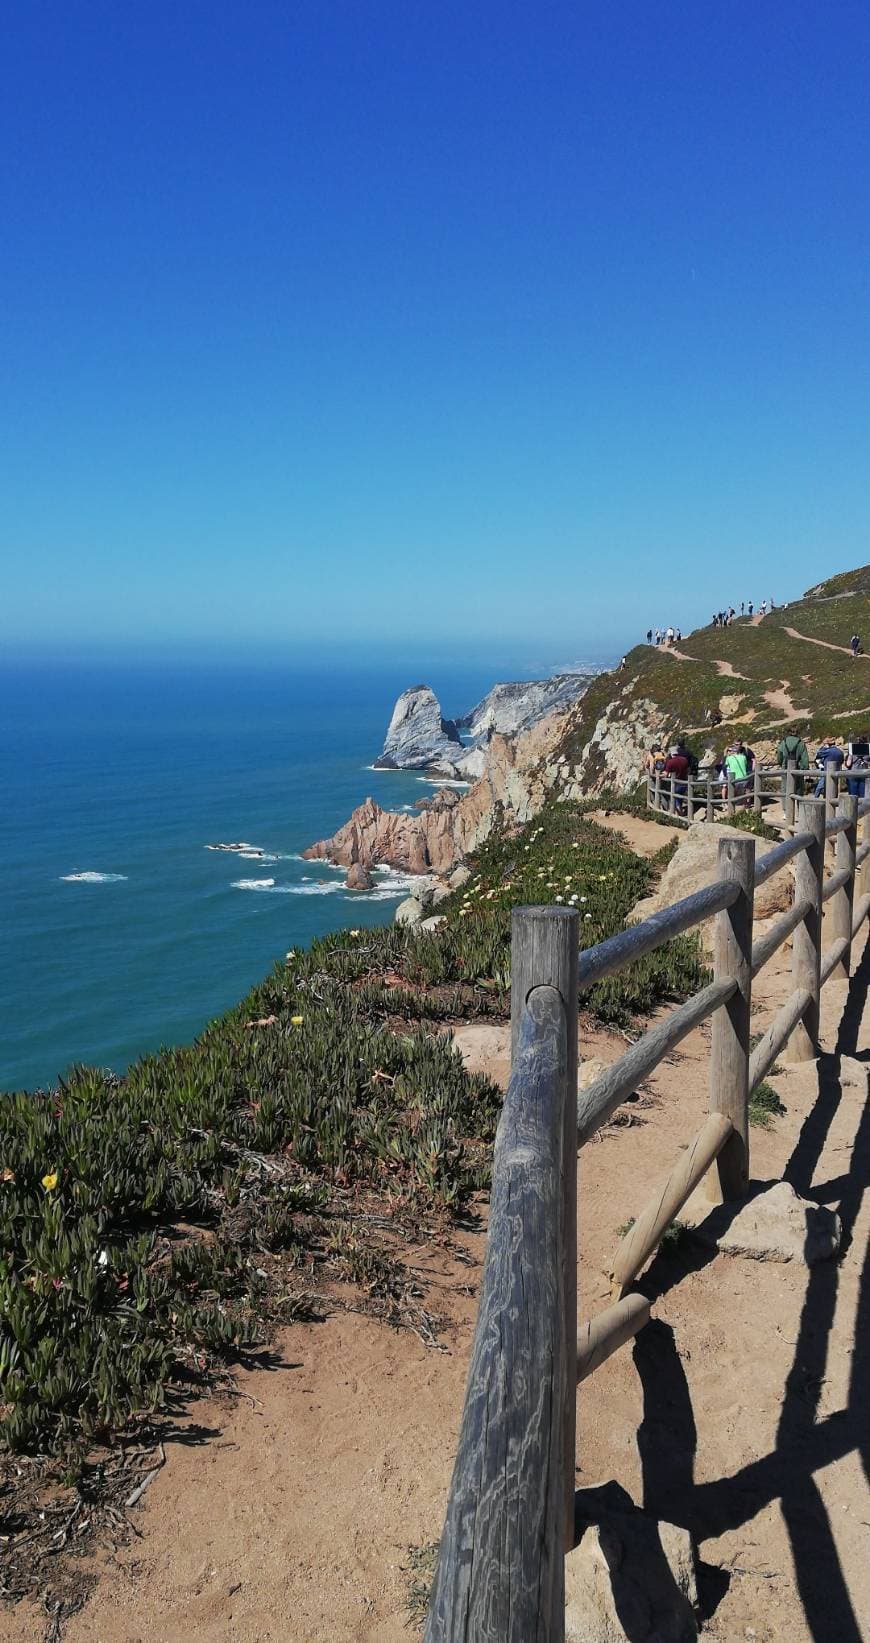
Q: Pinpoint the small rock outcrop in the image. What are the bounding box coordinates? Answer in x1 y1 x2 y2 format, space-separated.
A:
683 1179 841 1264
344 862 373 891
630 821 792 931
566 1493 698 1643
373 686 463 772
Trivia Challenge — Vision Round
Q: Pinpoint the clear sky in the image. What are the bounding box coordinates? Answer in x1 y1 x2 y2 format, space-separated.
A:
3 2 869 659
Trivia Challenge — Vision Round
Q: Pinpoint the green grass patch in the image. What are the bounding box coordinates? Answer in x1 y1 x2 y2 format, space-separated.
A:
749 1081 787 1128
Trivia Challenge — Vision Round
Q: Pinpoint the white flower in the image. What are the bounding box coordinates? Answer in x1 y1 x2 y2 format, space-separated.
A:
555 895 564 902
584 913 592 920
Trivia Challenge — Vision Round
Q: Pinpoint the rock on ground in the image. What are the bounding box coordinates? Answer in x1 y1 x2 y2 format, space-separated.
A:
630 820 792 928
344 862 373 890
682 1179 841 1264
566 1494 698 1643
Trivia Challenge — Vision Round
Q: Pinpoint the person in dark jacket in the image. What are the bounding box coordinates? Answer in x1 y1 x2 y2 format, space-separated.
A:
845 731 869 797
663 745 690 814
814 736 845 798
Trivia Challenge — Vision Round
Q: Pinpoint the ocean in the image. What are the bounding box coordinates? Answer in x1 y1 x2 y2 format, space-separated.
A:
1 651 605 1093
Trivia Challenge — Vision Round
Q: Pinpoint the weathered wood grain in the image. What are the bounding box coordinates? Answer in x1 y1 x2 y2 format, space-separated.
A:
425 984 568 1643
709 836 754 1199
511 906 579 1553
783 798 825 1062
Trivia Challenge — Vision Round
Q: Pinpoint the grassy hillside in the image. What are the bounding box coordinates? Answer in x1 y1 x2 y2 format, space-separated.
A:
556 566 870 770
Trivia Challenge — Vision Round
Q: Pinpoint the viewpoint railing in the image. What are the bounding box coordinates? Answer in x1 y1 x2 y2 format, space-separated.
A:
647 758 870 831
424 791 870 1642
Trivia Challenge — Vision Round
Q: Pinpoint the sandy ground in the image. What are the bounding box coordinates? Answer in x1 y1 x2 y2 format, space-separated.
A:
4 918 870 1643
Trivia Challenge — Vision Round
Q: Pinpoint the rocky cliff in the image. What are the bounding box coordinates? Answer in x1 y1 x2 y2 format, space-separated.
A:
372 685 464 772
457 673 595 739
304 711 569 877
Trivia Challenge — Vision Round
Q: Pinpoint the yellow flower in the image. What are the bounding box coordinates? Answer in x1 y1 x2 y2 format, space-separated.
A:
42 1172 58 1192
349 929 360 937
290 1015 303 1027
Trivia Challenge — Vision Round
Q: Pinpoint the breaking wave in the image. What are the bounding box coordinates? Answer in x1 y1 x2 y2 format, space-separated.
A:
60 871 128 884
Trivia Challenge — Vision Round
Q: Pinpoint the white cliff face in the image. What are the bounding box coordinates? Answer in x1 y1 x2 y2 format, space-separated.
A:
458 674 596 740
373 686 463 771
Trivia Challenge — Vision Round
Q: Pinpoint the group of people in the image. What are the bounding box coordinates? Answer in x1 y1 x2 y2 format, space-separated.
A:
647 730 870 814
711 599 775 628
646 626 683 646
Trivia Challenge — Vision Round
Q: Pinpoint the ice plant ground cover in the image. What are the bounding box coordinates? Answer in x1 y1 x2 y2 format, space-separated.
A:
0 800 705 1611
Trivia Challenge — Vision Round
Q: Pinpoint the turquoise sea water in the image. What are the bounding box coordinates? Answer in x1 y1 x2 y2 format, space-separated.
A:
1 653 604 1092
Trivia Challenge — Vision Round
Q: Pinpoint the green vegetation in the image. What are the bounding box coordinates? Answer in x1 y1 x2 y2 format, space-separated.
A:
555 570 870 769
725 808 781 841
0 802 706 1477
749 1080 787 1128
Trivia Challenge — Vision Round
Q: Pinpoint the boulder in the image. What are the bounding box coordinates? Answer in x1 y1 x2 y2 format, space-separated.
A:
373 686 462 771
566 1505 698 1642
344 862 373 891
682 1179 841 1265
630 822 793 932
421 915 445 932
394 896 424 927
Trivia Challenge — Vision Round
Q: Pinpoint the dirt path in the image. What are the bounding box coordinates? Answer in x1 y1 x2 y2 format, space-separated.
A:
587 809 683 857
714 660 747 679
763 680 804 718
5 930 870 1642
784 624 868 659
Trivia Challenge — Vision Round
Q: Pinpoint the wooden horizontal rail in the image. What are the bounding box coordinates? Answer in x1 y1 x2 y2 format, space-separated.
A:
857 840 870 867
753 831 814 886
610 1112 734 1295
825 812 853 839
820 936 851 986
748 985 812 1090
852 893 870 938
822 864 851 902
424 984 568 1643
577 1293 651 1382
577 978 736 1146
577 881 740 993
751 898 812 977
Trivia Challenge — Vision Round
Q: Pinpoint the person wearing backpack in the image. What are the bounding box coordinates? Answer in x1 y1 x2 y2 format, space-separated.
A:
776 730 809 805
845 730 869 798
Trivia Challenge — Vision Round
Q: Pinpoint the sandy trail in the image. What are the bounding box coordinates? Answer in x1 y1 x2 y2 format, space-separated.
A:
5 929 870 1643
713 659 747 679
784 624 868 658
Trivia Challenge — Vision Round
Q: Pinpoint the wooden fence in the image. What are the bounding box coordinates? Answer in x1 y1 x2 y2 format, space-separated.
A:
646 759 870 828
424 792 870 1642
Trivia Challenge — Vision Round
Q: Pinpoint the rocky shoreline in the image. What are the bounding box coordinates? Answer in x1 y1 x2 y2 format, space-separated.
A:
303 670 606 921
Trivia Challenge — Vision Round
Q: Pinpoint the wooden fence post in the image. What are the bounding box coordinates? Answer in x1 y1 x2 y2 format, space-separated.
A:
654 770 662 812
825 768 837 859
709 835 755 1199
783 798 825 1062
784 759 796 832
669 773 677 815
706 773 714 822
726 773 735 818
511 907 579 1553
686 778 695 822
863 805 870 897
829 793 858 981
425 985 568 1643
753 763 762 813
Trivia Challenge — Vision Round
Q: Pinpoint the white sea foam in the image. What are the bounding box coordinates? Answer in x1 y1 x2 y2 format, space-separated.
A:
60 871 128 884
231 877 279 891
237 850 278 862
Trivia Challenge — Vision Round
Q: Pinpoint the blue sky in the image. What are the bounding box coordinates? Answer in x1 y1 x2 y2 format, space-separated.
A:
2 2 869 658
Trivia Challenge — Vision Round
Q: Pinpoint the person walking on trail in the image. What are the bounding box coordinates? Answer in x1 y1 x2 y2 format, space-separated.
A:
850 633 861 658
814 735 845 798
663 744 690 814
845 730 870 798
776 729 809 806
721 742 751 807
740 601 745 616
646 628 653 644
748 600 754 616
